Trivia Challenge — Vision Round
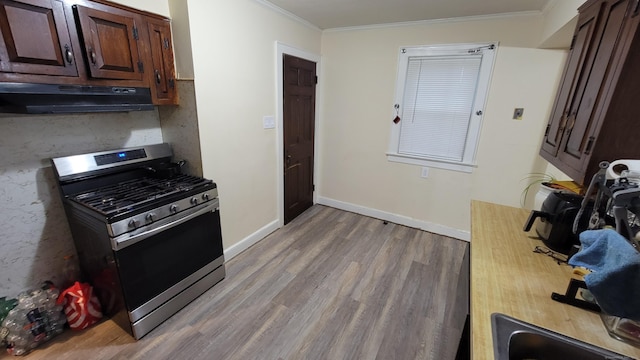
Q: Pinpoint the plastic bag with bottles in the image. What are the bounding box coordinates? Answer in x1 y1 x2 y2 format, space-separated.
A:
0 282 67 356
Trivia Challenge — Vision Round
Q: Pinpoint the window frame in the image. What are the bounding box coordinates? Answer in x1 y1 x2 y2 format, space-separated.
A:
386 42 498 173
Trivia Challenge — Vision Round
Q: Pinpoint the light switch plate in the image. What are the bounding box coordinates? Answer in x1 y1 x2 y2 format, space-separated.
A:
263 116 275 129
421 167 429 178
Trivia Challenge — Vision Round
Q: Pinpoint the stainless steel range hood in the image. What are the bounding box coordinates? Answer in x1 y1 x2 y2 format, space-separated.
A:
0 83 155 114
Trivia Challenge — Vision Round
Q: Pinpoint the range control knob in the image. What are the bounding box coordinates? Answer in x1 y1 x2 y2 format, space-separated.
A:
128 219 140 228
169 204 179 213
146 213 156 222
190 197 198 205
202 193 210 201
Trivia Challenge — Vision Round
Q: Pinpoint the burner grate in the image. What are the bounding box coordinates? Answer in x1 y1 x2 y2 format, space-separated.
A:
70 174 212 216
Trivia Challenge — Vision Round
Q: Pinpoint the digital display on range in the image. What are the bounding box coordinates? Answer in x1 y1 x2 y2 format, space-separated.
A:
95 149 147 165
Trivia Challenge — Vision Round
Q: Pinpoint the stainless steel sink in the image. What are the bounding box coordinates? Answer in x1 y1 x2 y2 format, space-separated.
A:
491 313 635 360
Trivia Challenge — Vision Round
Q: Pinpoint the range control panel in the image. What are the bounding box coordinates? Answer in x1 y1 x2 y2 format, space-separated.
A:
94 149 147 166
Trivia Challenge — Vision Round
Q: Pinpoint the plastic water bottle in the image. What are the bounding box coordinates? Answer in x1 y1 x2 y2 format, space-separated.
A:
2 282 67 356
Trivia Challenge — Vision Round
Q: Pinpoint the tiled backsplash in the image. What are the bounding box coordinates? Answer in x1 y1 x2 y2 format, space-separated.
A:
159 80 203 177
0 111 163 297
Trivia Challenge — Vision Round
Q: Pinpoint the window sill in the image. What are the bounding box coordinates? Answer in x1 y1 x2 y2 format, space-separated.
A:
386 153 476 173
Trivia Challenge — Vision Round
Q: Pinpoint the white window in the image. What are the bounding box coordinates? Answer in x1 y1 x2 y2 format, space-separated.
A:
387 43 497 173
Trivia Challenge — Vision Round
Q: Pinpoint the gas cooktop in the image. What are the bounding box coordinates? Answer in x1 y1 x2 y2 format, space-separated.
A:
70 174 214 217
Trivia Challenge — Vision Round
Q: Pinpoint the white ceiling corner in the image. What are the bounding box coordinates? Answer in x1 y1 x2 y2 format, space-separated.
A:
261 0 553 30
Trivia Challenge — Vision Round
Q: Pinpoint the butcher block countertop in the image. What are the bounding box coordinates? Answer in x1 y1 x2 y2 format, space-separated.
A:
470 200 640 359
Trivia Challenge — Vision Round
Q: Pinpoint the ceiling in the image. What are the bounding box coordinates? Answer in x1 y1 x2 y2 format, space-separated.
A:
264 0 553 30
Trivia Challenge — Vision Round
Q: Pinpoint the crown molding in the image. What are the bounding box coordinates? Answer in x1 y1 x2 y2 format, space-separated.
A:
252 1 544 34
253 0 322 32
323 10 542 33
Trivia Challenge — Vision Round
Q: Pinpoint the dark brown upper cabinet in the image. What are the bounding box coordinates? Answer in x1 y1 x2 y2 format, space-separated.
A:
0 0 179 106
0 0 78 77
145 17 177 105
540 0 640 184
73 3 143 81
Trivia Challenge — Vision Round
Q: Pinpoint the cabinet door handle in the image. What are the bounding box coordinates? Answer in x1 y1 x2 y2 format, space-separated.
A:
155 69 161 84
584 136 596 155
168 78 175 89
89 48 96 65
558 114 568 133
566 114 576 132
64 44 73 64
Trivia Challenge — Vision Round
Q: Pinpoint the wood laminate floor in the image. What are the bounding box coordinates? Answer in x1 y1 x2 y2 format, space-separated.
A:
3 205 469 360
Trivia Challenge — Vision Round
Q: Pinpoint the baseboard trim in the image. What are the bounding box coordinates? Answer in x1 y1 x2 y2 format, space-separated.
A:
224 219 280 260
223 197 470 261
316 197 471 241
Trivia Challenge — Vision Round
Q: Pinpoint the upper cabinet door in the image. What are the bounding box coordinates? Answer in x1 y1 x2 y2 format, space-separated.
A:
146 18 177 105
74 4 143 81
0 0 78 76
540 3 601 157
558 0 628 165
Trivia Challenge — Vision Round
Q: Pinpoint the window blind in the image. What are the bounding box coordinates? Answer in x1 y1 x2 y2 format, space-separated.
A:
398 54 482 161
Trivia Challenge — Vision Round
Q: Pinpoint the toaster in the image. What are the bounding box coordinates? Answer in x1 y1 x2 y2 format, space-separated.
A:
523 191 592 254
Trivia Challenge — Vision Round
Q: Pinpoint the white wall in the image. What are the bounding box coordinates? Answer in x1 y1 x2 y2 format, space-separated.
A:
127 0 577 246
539 0 585 48
187 0 322 250
318 15 567 237
168 0 195 79
470 47 567 210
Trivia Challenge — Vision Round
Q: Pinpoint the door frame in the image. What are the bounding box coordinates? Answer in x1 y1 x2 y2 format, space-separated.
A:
276 42 321 227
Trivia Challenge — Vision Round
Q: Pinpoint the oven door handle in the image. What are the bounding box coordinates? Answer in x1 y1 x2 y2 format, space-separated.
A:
111 203 218 251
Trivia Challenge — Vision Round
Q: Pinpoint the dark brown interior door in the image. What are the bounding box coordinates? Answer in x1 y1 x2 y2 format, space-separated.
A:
283 54 316 224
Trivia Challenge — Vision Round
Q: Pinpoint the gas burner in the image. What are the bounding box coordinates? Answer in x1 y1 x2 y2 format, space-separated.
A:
70 174 213 217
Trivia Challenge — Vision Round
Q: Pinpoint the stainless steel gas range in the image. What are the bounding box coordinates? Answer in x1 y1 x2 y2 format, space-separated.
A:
52 143 225 339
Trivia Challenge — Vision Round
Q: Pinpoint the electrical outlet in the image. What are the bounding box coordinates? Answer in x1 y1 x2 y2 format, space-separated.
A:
421 167 429 178
513 108 524 120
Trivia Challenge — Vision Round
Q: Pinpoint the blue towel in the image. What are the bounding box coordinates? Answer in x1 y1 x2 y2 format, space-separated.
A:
568 229 640 320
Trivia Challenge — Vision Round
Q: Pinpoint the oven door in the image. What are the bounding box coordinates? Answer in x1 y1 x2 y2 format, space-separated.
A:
113 202 224 319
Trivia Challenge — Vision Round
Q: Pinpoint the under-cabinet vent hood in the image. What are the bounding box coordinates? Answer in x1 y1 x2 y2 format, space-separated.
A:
0 83 155 114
